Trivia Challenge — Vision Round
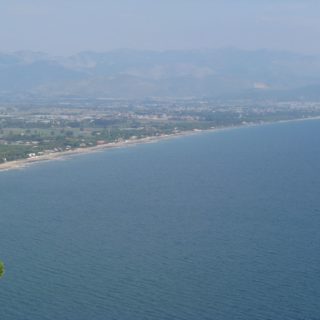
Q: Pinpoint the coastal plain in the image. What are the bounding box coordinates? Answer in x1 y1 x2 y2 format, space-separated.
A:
1 98 320 171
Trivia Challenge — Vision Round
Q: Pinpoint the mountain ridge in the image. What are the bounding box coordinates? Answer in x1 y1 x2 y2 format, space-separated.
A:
1 48 320 100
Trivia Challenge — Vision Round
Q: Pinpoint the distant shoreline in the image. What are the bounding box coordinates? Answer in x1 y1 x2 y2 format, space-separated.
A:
1 116 319 172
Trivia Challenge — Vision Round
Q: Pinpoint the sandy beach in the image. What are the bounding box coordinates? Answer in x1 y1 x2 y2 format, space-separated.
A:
0 129 201 172
1 116 319 172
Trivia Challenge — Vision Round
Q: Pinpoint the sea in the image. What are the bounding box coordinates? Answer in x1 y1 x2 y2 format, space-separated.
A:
0 119 320 320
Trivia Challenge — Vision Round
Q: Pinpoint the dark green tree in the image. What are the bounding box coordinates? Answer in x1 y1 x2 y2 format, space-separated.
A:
0 261 4 278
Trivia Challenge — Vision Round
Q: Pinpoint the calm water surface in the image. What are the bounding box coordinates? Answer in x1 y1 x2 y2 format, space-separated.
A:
1 120 320 319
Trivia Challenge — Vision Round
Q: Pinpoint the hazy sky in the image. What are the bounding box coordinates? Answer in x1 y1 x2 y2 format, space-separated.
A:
0 0 319 55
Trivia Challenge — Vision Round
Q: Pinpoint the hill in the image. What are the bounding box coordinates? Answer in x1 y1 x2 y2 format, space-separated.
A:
1 48 320 100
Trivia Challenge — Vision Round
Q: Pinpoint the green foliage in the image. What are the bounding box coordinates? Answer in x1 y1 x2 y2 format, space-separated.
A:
0 261 4 278
1 103 320 164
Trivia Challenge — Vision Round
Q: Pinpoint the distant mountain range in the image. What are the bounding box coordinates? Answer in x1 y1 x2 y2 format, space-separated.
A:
1 48 320 100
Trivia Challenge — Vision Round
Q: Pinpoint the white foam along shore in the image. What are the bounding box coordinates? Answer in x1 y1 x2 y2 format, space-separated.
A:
1 116 320 172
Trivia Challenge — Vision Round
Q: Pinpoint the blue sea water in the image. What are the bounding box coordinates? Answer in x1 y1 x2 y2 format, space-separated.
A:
1 120 320 320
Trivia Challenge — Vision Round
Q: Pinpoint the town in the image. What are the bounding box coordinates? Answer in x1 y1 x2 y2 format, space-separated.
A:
1 98 320 163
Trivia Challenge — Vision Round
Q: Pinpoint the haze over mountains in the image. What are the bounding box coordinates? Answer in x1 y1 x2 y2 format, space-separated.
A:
1 48 320 101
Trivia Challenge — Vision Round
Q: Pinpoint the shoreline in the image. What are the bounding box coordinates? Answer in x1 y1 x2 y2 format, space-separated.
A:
1 116 319 172
0 130 201 172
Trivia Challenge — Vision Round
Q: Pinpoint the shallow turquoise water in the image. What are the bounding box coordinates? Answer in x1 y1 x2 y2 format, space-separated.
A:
1 120 320 319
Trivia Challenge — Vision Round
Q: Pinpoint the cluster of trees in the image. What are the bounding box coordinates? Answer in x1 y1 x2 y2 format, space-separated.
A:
0 261 4 278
